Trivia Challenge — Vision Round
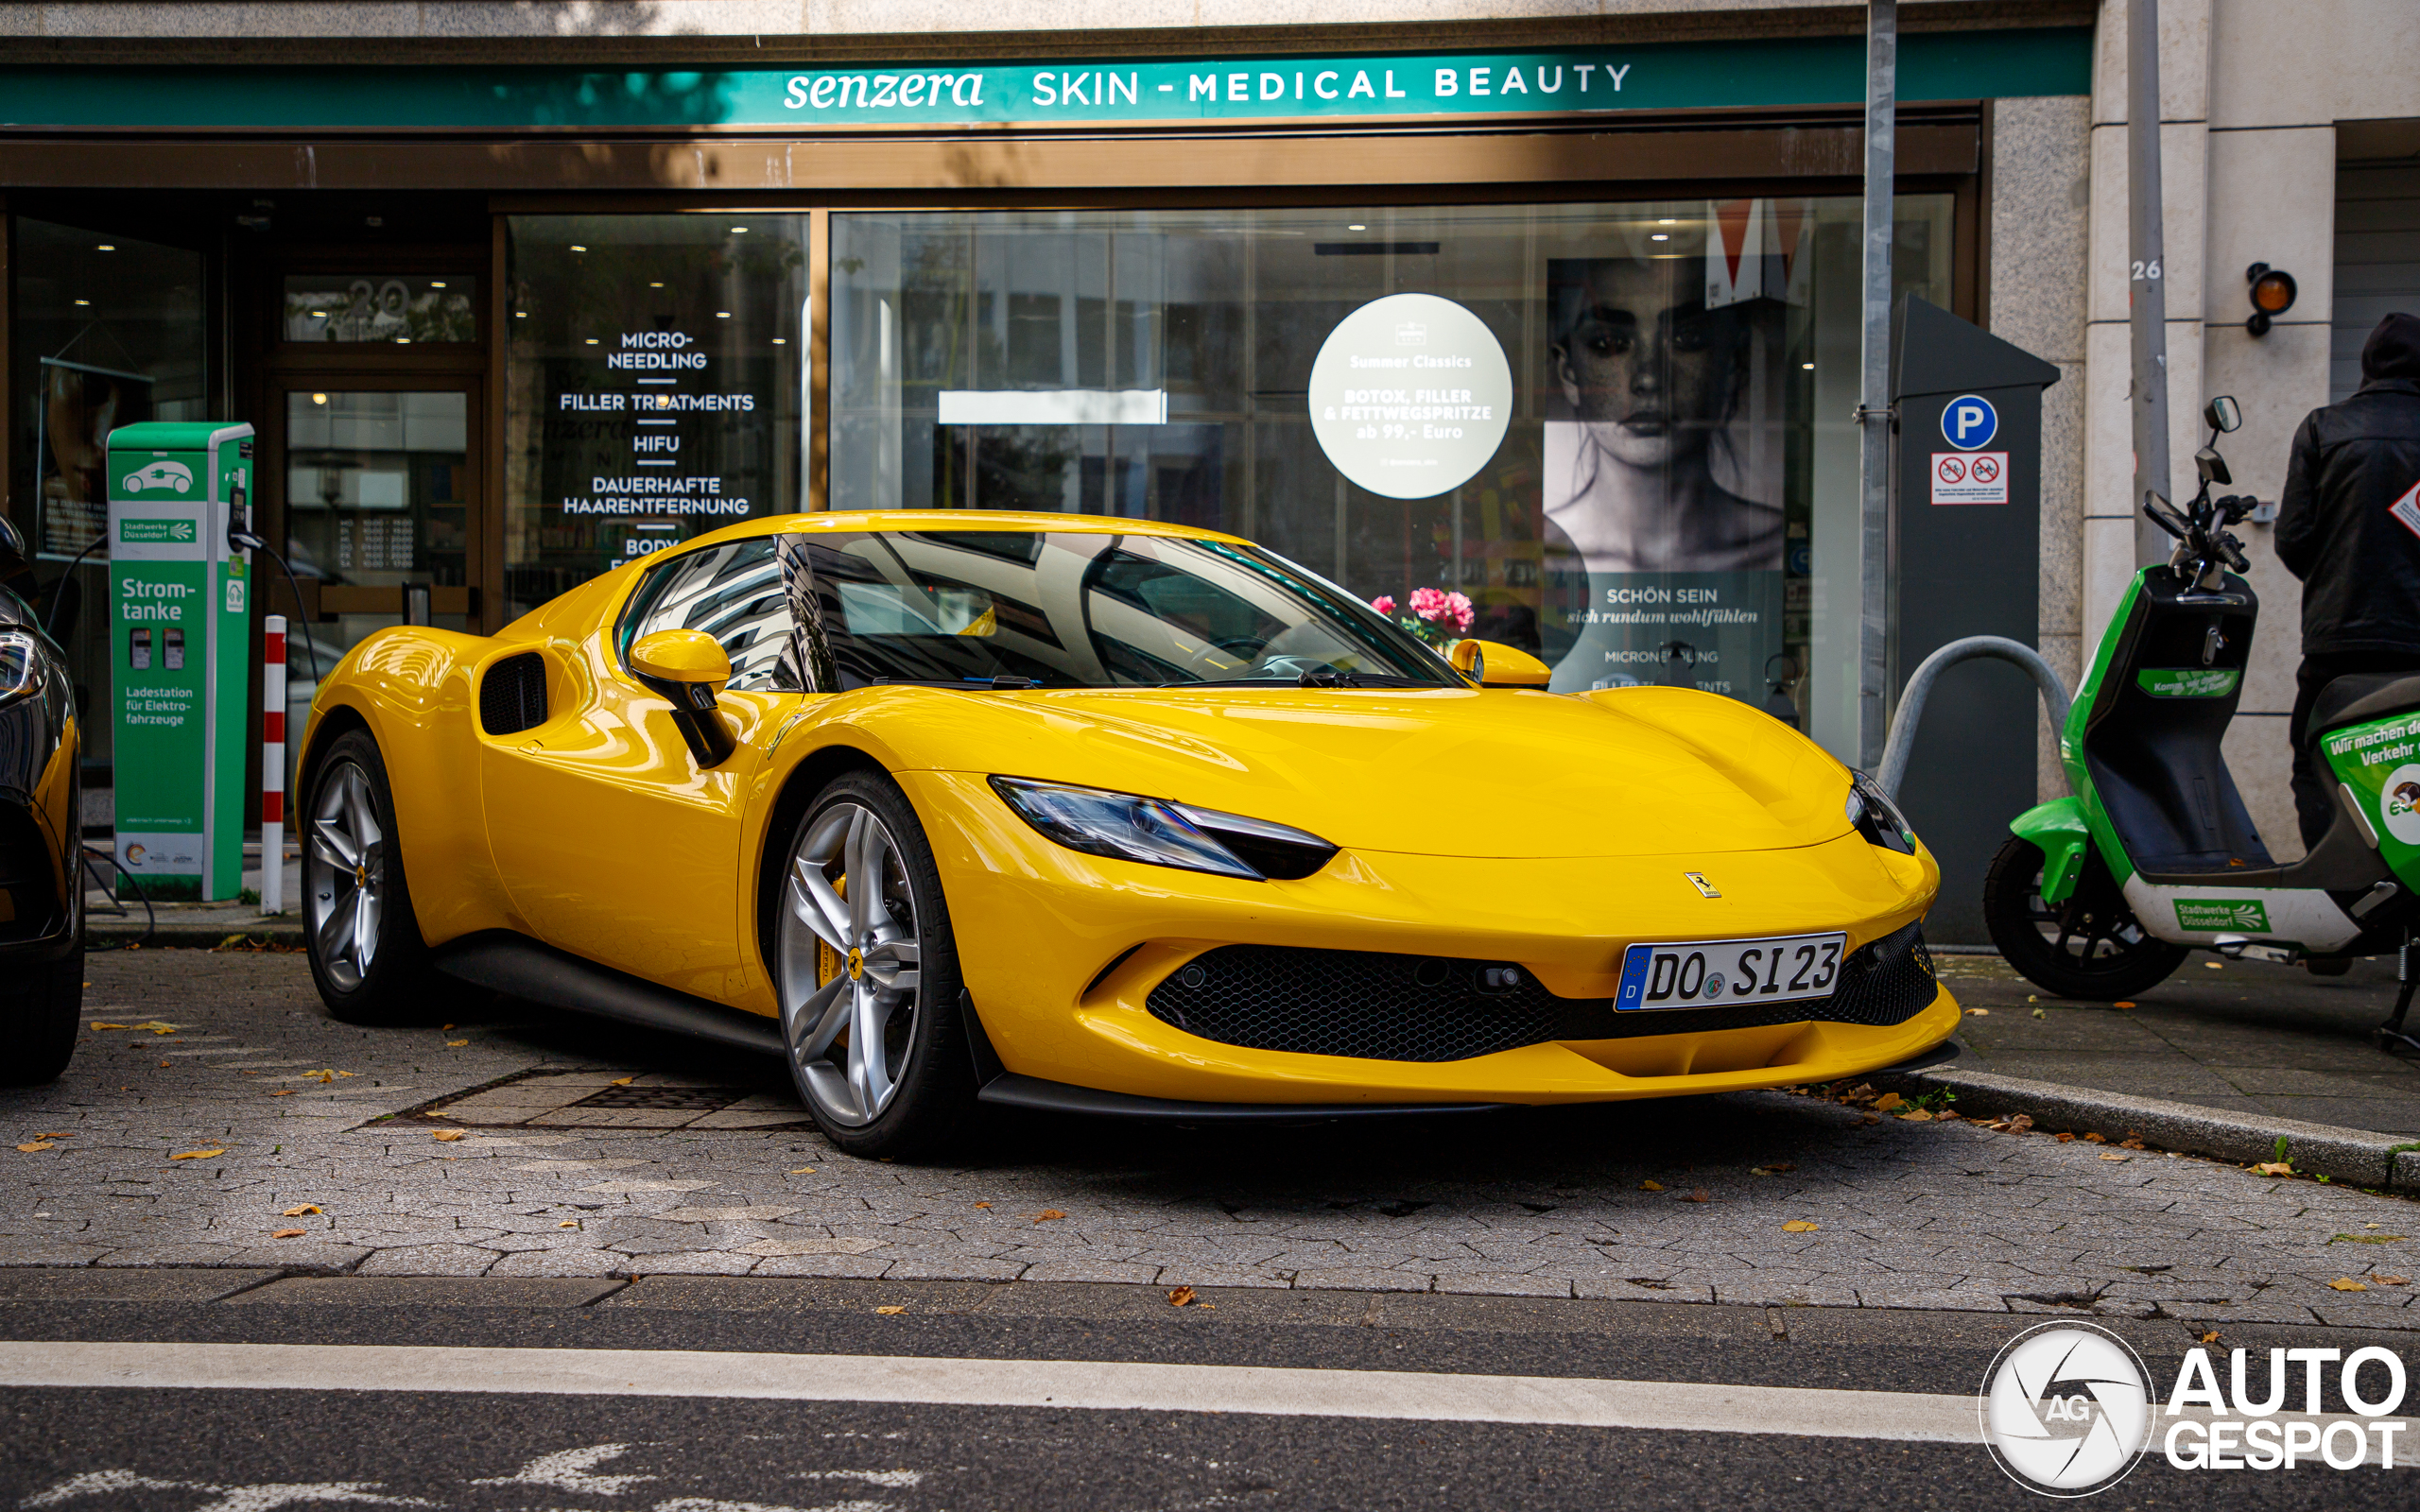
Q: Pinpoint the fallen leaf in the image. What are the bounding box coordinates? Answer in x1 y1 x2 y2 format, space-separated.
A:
1750 1163 1795 1176
2083 1132 2108 1144
16 1142 56 1153
1679 1189 1711 1203
2120 1139 2146 1150
445 1040 468 1048
2376 1275 2411 1286
2032 1007 2047 1020
1963 1006 1990 1016
874 1305 907 1314
2329 1278 2369 1292
973 1200 992 1209
1872 1092 1905 1112
1897 1109 1934 1122
136 1022 180 1035
2200 1331 2221 1344
282 1205 321 1217
431 1129 465 1143
2054 1132 2077 1143
36 1132 71 1139
1936 1110 1964 1122
168 1148 224 1160
1638 1179 1665 1192
1782 1220 1820 1232
2204 960 2224 970
609 1076 634 1087
302 1069 355 1084
270 1228 306 1240
89 1022 128 1031
1034 1209 1066 1223
788 1167 818 1175
441 1024 455 1031
269 1090 294 1097
1167 1285 1198 1307
1857 1113 1881 1125
158 1061 170 1068
2250 1161 2294 1177
559 1221 579 1228
2008 1114 2035 1132
2100 1152 2131 1161
2114 1001 2135 1009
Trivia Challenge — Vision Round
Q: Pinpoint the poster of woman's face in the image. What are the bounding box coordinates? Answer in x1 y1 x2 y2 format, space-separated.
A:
37 359 151 558
1543 252 1783 573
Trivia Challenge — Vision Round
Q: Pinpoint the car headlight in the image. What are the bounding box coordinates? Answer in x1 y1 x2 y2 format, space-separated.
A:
1845 771 1918 854
0 628 44 711
989 776 1338 881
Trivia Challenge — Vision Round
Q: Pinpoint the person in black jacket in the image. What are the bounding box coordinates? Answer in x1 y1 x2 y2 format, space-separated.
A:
2276 311 2420 849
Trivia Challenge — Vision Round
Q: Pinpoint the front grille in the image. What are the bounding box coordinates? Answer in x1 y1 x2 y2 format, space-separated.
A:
479 652 548 735
1145 921 1939 1063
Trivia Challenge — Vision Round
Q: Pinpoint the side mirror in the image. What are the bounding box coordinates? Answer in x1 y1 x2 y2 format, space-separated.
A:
2204 395 2241 434
630 628 736 767
1448 637 1552 688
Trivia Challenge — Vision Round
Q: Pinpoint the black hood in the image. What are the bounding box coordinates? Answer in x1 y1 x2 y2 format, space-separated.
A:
2360 312 2420 386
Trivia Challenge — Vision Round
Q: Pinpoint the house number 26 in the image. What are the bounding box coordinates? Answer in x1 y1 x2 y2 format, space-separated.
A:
2131 259 2163 280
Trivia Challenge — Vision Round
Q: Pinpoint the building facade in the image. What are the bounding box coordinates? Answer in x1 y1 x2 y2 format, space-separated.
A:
1 0 2411 930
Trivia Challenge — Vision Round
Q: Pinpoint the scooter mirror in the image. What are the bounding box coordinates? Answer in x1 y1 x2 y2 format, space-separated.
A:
2196 446 2233 487
2144 492 2191 541
2205 394 2242 433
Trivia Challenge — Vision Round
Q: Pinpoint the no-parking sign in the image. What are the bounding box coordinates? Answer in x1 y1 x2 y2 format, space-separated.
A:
1930 450 2009 505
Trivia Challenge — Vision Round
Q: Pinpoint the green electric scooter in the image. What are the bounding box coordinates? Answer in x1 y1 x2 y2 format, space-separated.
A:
1984 395 2420 1053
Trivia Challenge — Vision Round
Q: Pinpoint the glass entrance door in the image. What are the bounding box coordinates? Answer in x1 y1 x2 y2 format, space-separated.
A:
270 384 480 725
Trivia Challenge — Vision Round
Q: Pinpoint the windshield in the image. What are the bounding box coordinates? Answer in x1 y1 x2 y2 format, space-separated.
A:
784 530 1460 691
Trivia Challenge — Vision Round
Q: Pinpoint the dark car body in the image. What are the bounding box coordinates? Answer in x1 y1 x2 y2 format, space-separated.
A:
0 546 81 973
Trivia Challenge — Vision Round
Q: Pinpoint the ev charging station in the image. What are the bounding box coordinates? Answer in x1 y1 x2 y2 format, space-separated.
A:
106 421 254 902
1891 298 2062 942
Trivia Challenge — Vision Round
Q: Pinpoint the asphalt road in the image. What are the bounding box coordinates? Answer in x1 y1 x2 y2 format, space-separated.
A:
1 1275 2411 1510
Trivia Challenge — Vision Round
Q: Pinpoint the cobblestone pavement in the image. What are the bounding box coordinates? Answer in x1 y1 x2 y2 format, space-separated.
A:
6 949 2418 1328
1937 952 2420 1134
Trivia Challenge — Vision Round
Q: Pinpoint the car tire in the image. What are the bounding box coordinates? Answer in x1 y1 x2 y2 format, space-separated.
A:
303 729 442 1026
1984 835 2187 1001
771 769 978 1158
0 948 83 1086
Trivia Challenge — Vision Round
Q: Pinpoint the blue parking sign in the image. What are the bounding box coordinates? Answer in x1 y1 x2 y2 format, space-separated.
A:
1943 394 1998 451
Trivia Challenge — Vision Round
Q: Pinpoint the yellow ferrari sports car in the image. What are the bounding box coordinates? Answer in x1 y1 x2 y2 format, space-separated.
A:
298 510 1956 1154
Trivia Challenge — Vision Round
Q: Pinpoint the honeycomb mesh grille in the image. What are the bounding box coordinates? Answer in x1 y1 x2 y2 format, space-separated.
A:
479 652 548 736
1145 921 1938 1063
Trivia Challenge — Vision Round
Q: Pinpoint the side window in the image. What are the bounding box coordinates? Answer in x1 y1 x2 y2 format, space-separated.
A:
616 538 800 692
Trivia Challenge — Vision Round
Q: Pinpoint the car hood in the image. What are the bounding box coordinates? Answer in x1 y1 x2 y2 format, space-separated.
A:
859 683 1856 859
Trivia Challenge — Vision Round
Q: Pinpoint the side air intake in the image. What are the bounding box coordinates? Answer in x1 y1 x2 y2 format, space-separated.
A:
479 652 548 735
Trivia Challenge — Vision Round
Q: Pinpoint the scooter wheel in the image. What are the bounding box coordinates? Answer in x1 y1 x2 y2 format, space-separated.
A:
1984 835 2187 1001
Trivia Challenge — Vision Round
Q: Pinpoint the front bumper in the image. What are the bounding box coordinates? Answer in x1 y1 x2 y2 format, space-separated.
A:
906 770 1954 1106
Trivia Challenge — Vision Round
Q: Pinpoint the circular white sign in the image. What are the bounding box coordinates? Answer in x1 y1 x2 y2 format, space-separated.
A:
1978 1322 2152 1497
1307 293 1512 500
2379 764 2420 845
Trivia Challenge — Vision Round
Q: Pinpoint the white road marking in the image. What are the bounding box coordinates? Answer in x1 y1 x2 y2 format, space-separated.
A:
0 1340 1979 1440
470 1442 655 1494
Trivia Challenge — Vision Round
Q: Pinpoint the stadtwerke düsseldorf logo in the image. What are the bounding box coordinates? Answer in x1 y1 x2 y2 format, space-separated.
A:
1979 1323 2153 1496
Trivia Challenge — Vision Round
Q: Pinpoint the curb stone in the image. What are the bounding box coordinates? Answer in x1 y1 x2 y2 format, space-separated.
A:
1874 1065 2420 1192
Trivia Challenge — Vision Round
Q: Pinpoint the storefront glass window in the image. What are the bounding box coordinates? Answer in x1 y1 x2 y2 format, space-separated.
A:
829 199 1952 758
284 389 471 645
283 274 476 344
7 217 207 770
501 215 807 620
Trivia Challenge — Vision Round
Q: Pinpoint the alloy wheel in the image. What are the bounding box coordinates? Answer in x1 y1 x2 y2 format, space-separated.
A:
306 761 384 991
776 800 924 1127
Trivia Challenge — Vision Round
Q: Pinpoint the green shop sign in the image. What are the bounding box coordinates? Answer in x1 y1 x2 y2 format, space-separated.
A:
0 28 2088 129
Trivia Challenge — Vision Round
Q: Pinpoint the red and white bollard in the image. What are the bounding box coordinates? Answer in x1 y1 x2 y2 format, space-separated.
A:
262 614 286 916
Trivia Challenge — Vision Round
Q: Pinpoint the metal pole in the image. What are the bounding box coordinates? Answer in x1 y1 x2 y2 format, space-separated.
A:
1857 0 1897 768
261 614 286 917
2127 0 2173 563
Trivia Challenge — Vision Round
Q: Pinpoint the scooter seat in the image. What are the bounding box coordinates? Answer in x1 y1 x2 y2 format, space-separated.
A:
2310 673 2420 740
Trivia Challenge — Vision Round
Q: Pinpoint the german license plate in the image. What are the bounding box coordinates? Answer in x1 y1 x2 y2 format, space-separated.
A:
1616 932 1847 1011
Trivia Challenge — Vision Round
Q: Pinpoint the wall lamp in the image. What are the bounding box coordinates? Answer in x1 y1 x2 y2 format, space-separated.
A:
2246 263 2298 335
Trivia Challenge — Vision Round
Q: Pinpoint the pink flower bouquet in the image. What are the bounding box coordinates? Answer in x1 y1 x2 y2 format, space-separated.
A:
1371 587 1475 648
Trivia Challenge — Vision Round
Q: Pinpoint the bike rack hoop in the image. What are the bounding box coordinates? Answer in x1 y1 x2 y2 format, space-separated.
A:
1877 636 2073 799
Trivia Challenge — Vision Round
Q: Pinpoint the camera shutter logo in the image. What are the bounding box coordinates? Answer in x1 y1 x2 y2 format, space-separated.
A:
1979 1322 2152 1496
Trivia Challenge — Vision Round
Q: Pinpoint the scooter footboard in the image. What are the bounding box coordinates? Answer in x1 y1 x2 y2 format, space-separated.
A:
2118 877 2361 952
